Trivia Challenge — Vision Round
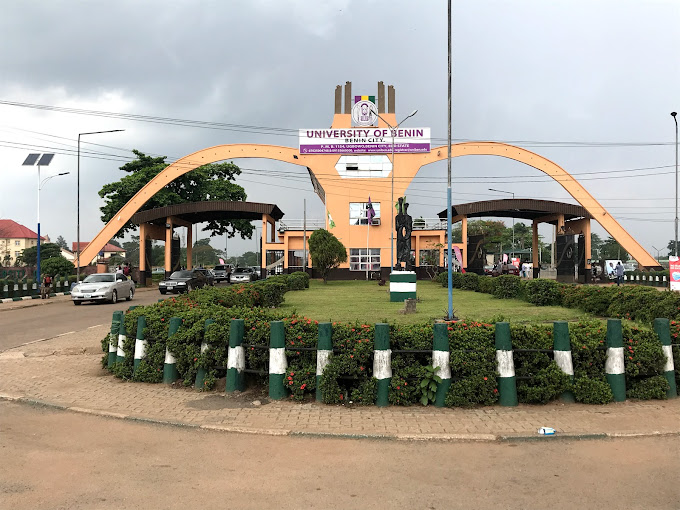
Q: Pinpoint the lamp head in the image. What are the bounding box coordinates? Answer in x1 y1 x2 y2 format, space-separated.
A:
672 112 677 117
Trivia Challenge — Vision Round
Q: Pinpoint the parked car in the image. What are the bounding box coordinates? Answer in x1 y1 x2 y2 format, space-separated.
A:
71 273 135 305
229 267 258 284
194 267 215 286
159 269 209 294
212 264 232 282
491 263 520 277
483 265 494 276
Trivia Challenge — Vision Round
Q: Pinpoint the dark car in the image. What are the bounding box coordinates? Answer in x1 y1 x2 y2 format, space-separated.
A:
159 269 209 294
212 264 232 282
194 267 215 286
491 263 520 277
229 267 258 284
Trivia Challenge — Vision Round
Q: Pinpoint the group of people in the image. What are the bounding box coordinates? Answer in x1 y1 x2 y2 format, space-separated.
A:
115 263 132 277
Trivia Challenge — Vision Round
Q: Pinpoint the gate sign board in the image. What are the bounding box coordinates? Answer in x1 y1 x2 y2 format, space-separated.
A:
299 127 431 155
669 256 680 291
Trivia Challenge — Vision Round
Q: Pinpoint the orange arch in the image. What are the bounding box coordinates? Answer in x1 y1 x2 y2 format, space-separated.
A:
79 141 660 270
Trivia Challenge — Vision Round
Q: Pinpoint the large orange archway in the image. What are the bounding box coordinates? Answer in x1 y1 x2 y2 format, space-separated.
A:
79 140 660 270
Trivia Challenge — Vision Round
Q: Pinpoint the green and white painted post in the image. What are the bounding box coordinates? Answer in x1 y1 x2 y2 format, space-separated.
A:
116 314 127 363
133 316 147 375
195 319 215 390
605 318 626 402
653 318 678 398
495 322 518 406
316 322 332 402
269 321 287 400
553 321 575 402
432 322 451 407
163 317 182 384
226 319 245 392
108 311 122 368
374 323 392 407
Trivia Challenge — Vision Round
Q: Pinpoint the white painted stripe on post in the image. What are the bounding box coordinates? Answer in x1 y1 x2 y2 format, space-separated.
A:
164 348 176 365
553 350 574 376
227 346 245 371
200 342 209 354
662 345 675 372
605 347 625 375
432 350 451 379
373 349 392 380
269 348 287 374
117 334 126 357
496 350 515 378
108 334 117 353
389 282 417 293
134 339 146 360
316 350 332 376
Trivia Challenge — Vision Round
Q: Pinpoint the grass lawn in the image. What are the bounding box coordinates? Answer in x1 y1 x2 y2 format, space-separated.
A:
279 279 593 325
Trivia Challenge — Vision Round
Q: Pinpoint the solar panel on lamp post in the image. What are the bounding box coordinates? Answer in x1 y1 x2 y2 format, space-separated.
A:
77 129 124 283
22 153 57 287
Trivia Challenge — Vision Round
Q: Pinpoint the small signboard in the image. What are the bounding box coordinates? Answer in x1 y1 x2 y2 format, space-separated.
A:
669 256 680 291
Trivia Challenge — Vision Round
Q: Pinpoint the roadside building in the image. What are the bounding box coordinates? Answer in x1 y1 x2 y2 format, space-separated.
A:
0 219 48 266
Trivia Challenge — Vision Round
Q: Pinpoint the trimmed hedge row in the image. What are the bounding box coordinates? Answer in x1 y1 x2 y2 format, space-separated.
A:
0 276 74 299
436 272 680 324
104 283 675 407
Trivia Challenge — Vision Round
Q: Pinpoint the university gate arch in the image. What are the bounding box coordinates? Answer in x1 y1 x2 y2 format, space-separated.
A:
78 141 660 271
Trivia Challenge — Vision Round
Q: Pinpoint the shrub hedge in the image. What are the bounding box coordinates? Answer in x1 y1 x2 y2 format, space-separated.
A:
104 281 674 407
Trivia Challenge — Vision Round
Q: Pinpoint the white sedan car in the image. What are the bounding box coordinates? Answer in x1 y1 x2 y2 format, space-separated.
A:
71 273 135 305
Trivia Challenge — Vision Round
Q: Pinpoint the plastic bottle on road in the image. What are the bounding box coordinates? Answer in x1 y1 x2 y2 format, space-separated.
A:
538 427 556 435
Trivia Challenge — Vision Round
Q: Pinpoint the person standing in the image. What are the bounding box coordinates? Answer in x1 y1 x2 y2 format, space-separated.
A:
615 261 625 286
41 274 52 299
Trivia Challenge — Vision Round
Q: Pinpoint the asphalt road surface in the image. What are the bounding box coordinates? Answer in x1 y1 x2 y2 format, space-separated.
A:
0 288 163 352
1 400 679 509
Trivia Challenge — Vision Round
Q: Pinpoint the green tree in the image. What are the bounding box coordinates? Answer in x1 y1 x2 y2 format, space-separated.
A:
41 256 74 278
17 243 62 266
108 239 123 249
308 229 347 283
601 236 628 260
667 239 676 257
191 238 219 267
122 236 140 264
99 150 254 240
55 235 68 250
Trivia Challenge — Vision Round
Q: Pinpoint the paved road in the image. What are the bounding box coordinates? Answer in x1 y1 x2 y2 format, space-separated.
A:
0 288 162 352
1 401 679 510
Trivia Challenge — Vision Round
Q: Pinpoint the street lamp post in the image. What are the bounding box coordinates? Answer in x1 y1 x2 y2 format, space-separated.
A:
672 112 678 257
488 188 515 254
652 245 661 260
371 108 418 270
77 129 124 282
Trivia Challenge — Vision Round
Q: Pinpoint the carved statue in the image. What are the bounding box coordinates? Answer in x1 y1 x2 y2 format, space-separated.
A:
395 197 413 270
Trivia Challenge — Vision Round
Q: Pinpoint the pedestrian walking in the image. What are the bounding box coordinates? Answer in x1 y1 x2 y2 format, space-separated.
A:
615 261 624 286
41 274 52 299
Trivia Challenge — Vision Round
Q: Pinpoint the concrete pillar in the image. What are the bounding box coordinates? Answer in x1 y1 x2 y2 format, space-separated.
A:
462 216 468 270
186 224 193 270
532 220 539 278
164 217 172 276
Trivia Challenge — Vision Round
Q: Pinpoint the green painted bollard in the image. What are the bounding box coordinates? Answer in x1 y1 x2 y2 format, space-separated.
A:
433 323 451 407
195 319 215 390
653 318 678 398
605 319 626 402
108 311 122 368
374 323 391 407
553 321 575 402
226 319 245 392
495 322 518 406
116 313 127 363
163 317 182 384
316 322 332 402
269 321 287 400
133 316 147 375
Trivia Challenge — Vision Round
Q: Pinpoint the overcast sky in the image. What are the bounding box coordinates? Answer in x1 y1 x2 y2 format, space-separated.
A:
1 0 678 259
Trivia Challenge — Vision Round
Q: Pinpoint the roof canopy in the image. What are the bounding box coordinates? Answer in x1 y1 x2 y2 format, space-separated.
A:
130 201 284 226
438 199 592 224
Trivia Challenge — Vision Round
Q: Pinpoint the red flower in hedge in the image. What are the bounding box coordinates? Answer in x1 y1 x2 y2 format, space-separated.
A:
493 389 498 393
483 377 488 381
300 384 306 390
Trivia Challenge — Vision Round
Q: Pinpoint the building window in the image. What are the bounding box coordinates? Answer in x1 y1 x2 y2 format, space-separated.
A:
266 250 284 274
288 250 307 269
419 249 439 266
349 202 381 226
349 248 381 271
15 240 20 246
15 251 20 257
